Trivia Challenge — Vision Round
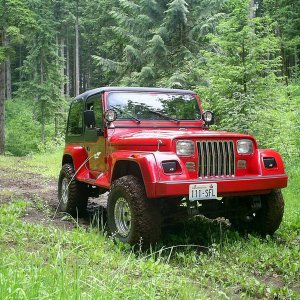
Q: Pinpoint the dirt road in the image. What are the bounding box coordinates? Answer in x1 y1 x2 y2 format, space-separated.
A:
0 164 107 229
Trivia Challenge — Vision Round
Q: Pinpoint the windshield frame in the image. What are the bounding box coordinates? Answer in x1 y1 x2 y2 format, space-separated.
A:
105 91 203 124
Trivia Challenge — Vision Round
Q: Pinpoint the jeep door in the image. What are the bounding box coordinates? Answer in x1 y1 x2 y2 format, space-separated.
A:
84 93 106 176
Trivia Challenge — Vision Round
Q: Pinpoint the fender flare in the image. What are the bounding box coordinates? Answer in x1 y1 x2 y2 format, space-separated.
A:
258 149 286 175
62 145 89 173
110 152 159 198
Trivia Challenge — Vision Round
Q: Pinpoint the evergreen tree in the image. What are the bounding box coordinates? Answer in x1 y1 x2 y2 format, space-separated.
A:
0 0 35 154
164 0 189 45
18 0 64 145
197 0 282 145
263 0 300 79
0 0 299 156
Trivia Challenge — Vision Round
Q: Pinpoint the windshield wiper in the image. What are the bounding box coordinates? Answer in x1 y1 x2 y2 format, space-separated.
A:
110 105 141 124
148 110 180 124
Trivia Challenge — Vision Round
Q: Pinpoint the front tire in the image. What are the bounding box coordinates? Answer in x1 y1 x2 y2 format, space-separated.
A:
107 175 161 245
230 189 284 235
58 163 88 217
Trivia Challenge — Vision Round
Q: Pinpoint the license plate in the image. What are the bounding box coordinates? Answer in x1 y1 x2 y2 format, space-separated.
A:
189 183 217 201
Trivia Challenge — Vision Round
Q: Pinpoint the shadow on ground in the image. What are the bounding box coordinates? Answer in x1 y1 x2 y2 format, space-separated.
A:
85 201 235 249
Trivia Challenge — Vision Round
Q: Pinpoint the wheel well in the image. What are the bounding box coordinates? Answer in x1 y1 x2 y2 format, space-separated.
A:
111 160 144 184
62 154 73 166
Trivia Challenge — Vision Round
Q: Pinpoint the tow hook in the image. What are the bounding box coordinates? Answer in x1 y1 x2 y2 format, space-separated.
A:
186 198 200 216
251 196 262 210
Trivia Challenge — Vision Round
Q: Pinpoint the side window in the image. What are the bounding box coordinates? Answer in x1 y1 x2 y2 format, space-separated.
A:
86 94 103 128
67 100 83 135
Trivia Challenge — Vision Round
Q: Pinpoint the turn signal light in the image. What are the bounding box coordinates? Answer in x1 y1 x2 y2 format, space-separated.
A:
185 162 196 171
237 160 247 169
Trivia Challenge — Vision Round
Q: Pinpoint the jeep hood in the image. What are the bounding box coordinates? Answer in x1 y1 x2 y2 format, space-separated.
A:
109 129 255 150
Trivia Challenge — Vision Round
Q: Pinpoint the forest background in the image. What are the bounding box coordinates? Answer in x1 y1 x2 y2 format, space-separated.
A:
0 0 299 157
0 1 300 298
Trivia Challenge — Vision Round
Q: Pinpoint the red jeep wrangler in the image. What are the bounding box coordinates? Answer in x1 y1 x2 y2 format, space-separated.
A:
58 87 288 244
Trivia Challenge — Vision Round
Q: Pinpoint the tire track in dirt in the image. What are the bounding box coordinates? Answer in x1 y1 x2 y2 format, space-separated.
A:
0 167 57 204
0 166 107 229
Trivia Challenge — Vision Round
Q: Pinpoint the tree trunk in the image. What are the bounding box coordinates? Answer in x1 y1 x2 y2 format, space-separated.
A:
5 61 11 100
60 35 65 97
242 42 247 94
5 31 11 99
87 45 91 89
249 0 256 19
281 47 290 85
19 44 22 82
0 30 6 154
75 1 80 96
55 114 58 137
66 29 70 98
0 69 5 154
294 46 298 77
280 44 291 99
40 59 45 145
2 1 11 101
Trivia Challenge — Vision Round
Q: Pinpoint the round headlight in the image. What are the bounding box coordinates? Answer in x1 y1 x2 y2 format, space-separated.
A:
105 109 117 122
176 140 195 156
237 139 254 154
202 111 214 125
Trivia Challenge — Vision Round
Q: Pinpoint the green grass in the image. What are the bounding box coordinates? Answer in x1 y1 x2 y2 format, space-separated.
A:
0 152 300 299
0 201 206 299
0 149 62 178
24 149 63 178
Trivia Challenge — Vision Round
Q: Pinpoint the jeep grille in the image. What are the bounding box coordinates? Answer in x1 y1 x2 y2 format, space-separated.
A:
197 141 235 177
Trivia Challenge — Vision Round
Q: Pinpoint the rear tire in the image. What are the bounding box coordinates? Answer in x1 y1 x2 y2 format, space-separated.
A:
230 189 284 235
58 163 88 217
107 175 161 245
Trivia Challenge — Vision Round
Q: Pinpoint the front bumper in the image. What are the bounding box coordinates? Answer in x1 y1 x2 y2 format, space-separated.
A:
154 174 288 198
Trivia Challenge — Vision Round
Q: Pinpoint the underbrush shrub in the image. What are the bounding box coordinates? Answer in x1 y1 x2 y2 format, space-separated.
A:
6 100 40 156
5 99 65 156
37 132 65 153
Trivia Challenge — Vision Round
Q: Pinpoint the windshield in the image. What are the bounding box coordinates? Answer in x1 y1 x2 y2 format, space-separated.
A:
107 92 201 121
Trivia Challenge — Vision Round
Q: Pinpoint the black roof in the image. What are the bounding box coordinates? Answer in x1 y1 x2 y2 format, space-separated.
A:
75 86 196 100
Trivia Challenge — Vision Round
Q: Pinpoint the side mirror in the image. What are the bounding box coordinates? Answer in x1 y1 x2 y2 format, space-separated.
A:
84 110 96 128
202 111 214 126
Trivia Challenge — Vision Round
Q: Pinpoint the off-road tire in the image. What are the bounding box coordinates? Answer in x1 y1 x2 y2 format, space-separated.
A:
107 175 161 245
58 163 88 217
230 189 284 235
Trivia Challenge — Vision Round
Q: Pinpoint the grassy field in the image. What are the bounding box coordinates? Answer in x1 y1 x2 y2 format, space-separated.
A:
0 151 299 299
0 149 63 178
